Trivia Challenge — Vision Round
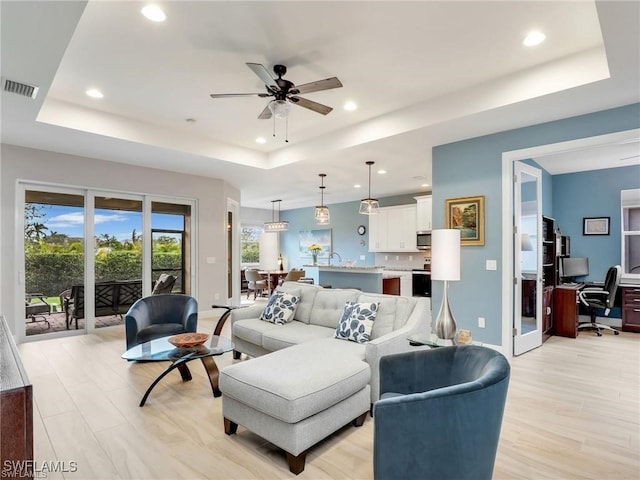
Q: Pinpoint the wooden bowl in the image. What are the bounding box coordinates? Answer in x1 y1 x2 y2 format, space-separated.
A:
168 333 209 348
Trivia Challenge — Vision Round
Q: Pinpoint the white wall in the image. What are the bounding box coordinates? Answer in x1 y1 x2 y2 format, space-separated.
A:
1 144 240 334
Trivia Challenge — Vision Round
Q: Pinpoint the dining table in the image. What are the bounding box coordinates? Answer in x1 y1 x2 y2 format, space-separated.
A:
258 270 288 295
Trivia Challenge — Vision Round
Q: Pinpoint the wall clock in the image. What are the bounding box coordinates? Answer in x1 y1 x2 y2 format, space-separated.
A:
357 225 367 236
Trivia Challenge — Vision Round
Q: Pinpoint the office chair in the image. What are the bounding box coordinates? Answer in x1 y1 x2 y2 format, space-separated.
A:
578 265 621 336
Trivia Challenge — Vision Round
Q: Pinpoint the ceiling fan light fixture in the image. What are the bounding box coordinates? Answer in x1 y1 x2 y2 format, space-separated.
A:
314 174 330 225
359 161 379 215
268 99 291 119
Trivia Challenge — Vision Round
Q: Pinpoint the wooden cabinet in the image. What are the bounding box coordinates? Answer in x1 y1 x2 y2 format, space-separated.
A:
382 276 400 295
368 205 418 252
385 270 413 297
1 315 33 475
622 286 640 332
542 216 557 288
553 284 581 338
415 195 432 232
542 286 554 334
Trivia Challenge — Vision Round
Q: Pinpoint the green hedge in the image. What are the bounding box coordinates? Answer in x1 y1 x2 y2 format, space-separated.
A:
26 252 181 296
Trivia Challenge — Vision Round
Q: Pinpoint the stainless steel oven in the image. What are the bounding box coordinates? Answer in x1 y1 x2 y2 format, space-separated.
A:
416 231 431 251
412 269 431 297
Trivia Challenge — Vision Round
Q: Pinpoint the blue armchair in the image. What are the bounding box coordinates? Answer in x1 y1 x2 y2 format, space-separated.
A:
373 345 510 480
124 294 198 350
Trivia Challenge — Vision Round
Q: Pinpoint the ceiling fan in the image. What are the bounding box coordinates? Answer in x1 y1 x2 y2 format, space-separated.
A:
210 63 343 119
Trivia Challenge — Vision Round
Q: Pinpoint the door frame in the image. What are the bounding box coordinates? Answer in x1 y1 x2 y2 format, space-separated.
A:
501 128 640 356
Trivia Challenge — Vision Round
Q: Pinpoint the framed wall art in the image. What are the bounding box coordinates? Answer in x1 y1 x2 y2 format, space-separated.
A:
299 229 332 258
583 217 610 235
445 195 485 246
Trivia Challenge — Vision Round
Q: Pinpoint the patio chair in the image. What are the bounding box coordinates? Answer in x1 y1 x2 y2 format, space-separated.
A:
25 293 51 329
151 274 176 294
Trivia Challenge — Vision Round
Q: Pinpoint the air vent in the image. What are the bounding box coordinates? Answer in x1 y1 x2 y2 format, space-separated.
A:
3 78 39 99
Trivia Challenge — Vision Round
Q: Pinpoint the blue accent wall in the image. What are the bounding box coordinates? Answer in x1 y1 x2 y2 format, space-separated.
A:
553 165 639 281
432 103 640 346
280 200 377 269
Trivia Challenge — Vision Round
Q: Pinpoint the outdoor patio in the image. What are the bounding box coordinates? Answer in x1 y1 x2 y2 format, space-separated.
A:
26 310 124 336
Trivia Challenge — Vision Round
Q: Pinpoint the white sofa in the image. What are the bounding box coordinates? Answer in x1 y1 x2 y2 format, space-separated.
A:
227 281 431 402
219 282 431 473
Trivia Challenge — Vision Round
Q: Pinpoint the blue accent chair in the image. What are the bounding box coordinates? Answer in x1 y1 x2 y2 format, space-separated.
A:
373 345 510 480
124 294 198 350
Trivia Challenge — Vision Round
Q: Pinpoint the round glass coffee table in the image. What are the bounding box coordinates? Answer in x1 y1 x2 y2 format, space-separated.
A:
122 335 234 406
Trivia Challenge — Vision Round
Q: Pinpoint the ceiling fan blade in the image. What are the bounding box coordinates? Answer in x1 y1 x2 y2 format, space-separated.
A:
246 62 279 90
209 93 271 98
258 103 272 120
291 77 342 95
289 96 333 115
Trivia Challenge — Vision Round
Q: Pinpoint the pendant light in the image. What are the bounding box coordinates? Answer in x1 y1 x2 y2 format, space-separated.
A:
314 174 330 225
359 161 380 215
264 199 288 232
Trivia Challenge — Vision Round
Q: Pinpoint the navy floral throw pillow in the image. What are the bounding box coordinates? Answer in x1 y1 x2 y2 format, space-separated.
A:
335 301 380 344
259 292 300 325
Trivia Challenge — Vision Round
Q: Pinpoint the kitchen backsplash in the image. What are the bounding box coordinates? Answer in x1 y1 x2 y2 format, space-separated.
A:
375 252 430 270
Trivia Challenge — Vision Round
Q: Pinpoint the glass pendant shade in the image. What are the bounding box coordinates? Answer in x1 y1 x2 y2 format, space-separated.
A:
315 173 330 225
264 199 288 232
359 161 379 215
315 206 330 225
359 198 380 214
268 99 291 119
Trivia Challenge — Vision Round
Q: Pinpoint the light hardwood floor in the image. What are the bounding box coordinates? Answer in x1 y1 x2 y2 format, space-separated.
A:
17 319 639 479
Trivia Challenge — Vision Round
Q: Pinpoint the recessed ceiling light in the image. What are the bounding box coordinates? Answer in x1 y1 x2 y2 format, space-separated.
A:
343 101 357 111
421 183 430 188
377 169 387 174
256 137 266 144
141 5 166 22
523 31 545 47
85 88 103 99
354 184 362 188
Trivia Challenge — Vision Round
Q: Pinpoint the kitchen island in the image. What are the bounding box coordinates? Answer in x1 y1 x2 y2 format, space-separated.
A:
303 265 385 293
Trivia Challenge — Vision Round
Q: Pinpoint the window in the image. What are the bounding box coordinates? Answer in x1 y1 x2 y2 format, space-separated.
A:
241 225 262 264
622 189 640 279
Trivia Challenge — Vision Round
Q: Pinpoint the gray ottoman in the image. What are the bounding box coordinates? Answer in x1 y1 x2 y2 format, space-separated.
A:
219 338 371 474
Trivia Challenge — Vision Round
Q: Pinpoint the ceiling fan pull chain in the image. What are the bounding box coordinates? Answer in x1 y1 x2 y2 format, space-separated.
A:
285 117 289 143
272 116 276 138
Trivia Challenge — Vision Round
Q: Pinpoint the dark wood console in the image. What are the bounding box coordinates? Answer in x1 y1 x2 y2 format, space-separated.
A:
622 286 640 333
0 315 33 478
553 284 582 338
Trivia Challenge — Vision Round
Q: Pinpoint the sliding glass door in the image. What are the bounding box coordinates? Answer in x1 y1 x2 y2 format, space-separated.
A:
20 184 195 341
24 188 86 337
93 194 143 329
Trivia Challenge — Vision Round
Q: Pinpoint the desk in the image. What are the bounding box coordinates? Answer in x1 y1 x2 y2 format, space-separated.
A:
553 283 583 338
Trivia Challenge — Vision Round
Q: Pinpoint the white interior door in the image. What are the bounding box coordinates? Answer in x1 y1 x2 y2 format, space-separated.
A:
513 162 543 355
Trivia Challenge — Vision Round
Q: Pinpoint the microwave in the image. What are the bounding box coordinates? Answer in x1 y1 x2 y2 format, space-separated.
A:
416 231 431 250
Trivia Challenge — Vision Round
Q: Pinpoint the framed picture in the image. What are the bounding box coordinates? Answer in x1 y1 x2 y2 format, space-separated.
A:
299 229 332 258
583 217 610 235
445 195 485 246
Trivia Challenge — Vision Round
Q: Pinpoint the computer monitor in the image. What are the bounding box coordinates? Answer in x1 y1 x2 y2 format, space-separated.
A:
560 256 589 282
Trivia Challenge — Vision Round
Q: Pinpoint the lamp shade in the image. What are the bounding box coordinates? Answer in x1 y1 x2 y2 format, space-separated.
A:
521 233 533 251
431 229 461 281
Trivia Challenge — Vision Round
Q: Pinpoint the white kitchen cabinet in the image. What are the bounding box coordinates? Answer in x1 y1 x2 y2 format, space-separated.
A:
415 195 432 232
368 205 417 252
368 208 388 251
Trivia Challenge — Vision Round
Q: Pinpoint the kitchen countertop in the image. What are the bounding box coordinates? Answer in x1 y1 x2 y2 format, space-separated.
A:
304 265 385 274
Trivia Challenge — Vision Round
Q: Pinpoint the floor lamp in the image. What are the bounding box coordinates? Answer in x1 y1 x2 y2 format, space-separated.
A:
431 229 461 342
